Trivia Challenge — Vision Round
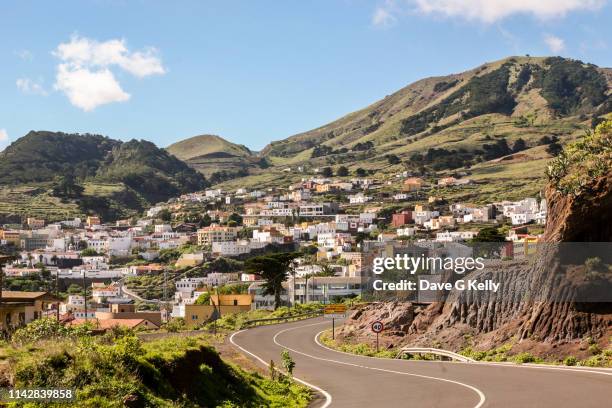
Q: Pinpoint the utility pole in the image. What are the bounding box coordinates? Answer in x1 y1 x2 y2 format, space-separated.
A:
82 270 88 322
55 270 59 321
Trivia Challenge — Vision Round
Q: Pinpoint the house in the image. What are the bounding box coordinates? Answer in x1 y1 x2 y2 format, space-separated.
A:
27 218 46 229
0 291 61 332
348 193 371 204
403 177 424 192
172 294 253 327
86 216 101 227
95 302 162 326
91 284 121 303
392 211 412 227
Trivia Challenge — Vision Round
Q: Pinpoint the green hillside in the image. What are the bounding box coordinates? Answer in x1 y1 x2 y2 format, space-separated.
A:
218 56 611 198
166 134 263 181
0 132 208 222
167 134 252 160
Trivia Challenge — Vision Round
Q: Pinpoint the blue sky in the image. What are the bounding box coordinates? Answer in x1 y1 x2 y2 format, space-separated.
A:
1 0 610 151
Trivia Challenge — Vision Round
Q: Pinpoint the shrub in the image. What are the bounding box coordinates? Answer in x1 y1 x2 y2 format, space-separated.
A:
563 356 577 366
589 344 602 355
513 352 537 364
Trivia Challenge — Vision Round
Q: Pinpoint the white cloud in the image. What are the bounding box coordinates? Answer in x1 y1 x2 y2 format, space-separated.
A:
395 0 606 23
16 78 48 96
54 64 130 112
373 1 398 27
0 129 8 142
54 36 166 78
544 34 566 53
52 35 166 111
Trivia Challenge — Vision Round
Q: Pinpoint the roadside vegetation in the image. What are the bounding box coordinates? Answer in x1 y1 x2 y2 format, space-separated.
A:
203 303 323 331
319 330 612 368
0 318 311 407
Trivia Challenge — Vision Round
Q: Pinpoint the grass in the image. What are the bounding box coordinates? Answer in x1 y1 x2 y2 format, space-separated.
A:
204 303 324 331
319 330 612 368
1 321 311 407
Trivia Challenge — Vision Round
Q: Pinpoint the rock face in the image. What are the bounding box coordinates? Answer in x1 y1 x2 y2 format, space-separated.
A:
338 301 415 340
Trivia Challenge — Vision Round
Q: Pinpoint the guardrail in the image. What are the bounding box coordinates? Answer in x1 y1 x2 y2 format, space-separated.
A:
396 347 476 363
241 309 323 329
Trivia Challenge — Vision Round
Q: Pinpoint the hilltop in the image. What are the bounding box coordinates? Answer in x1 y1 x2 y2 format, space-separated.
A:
0 131 208 222
166 134 263 181
216 56 611 201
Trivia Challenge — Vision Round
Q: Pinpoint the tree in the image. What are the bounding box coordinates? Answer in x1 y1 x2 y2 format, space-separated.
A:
472 227 506 242
471 227 506 258
386 154 400 165
355 168 367 177
80 248 99 257
512 138 527 153
51 174 84 198
337 166 349 177
158 209 172 222
228 212 243 225
194 292 211 305
546 142 563 156
244 252 300 309
321 167 333 177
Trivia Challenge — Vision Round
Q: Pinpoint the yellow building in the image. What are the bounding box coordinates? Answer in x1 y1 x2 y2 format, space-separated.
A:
197 226 237 246
87 216 101 227
0 291 61 332
180 294 253 327
0 230 21 247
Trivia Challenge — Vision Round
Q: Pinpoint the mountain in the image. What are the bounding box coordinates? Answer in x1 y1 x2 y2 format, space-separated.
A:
219 56 611 201
0 131 208 221
166 134 262 181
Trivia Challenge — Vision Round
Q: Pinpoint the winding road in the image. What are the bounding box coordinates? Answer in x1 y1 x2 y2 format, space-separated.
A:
230 317 612 408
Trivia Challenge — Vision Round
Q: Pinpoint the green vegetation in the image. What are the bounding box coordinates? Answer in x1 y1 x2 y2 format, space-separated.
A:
1 320 311 407
0 132 208 221
204 303 323 331
540 57 609 116
546 120 611 196
166 134 259 179
244 252 301 309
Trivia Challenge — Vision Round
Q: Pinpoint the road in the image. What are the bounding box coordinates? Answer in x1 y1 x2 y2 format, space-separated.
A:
230 317 612 408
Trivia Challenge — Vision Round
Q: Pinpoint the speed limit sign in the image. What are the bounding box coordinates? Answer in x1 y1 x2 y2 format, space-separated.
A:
371 321 384 333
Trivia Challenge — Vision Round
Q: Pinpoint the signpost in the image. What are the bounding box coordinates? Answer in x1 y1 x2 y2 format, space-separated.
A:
324 304 347 340
371 320 384 353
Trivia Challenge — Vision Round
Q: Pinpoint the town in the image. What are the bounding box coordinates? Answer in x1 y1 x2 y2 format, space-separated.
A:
0 172 546 333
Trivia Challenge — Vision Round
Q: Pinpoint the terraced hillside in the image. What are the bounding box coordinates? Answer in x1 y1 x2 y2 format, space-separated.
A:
0 132 208 222
218 56 611 199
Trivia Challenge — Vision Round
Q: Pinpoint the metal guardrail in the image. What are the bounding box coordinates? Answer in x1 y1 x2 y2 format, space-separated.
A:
241 309 323 329
396 347 476 363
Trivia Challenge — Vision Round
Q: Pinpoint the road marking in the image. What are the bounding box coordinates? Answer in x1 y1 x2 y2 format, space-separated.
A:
313 324 612 378
272 322 486 408
229 329 333 408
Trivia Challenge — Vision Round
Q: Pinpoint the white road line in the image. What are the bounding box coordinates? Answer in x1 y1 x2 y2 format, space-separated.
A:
313 327 612 378
272 322 486 408
229 329 333 408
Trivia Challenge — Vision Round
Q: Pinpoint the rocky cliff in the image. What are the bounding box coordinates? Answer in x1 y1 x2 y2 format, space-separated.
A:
339 120 612 358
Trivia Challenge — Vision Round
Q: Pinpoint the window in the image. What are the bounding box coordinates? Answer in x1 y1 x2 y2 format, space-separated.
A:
192 315 198 320
233 299 238 306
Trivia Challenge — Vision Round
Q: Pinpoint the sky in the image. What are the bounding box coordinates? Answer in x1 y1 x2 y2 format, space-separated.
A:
1 0 610 151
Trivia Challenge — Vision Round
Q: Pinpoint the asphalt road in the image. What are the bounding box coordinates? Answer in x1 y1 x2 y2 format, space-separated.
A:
230 317 612 408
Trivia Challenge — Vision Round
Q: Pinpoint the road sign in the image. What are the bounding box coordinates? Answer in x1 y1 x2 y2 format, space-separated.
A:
324 304 347 319
371 321 384 333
